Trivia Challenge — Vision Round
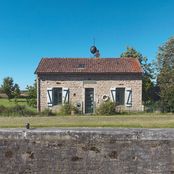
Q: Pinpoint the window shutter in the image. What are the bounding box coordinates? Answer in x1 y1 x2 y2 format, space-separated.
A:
110 88 116 102
125 88 132 107
47 88 53 107
62 88 69 104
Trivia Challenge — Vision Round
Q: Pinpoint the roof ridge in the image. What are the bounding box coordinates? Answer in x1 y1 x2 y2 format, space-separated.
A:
41 57 134 59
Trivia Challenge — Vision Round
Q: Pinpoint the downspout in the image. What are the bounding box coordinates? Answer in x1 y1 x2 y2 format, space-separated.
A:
37 75 41 112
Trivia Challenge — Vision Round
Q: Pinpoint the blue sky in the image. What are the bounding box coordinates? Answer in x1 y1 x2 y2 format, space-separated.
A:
0 0 174 89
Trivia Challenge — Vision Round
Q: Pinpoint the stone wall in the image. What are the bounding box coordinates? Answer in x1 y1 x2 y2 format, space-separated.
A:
0 128 174 174
37 73 142 112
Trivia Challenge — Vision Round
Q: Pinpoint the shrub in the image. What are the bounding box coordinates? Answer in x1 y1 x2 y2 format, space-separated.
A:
60 103 79 115
27 98 37 108
40 109 55 116
60 103 71 115
144 101 161 113
8 105 36 116
97 101 116 115
0 105 7 113
26 81 37 108
9 105 26 116
0 105 36 116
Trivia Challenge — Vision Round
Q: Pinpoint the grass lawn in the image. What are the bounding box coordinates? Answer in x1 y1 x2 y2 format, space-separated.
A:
0 98 36 112
0 114 174 128
0 98 174 128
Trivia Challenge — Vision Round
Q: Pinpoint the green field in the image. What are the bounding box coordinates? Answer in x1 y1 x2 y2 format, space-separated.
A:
0 98 26 107
0 114 174 128
0 98 36 112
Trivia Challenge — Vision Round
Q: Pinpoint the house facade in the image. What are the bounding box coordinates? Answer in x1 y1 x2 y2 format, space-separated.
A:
35 58 143 113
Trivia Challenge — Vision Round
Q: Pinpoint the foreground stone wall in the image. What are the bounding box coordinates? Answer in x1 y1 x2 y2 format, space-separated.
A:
0 128 174 174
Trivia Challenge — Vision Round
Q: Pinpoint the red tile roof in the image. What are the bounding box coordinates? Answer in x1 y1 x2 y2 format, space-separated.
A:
35 58 143 74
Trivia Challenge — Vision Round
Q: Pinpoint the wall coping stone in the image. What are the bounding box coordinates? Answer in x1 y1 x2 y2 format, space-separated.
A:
0 128 174 140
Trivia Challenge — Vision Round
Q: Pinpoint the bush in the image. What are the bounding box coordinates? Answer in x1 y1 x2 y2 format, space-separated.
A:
60 103 79 115
144 101 161 113
0 105 37 116
97 101 116 115
0 105 7 113
40 109 55 116
27 98 37 108
60 103 71 115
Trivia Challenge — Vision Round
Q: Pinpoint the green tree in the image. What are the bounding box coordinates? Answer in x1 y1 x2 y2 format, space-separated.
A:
26 81 37 108
1 77 14 100
157 37 174 112
0 87 3 93
120 47 154 104
13 84 21 101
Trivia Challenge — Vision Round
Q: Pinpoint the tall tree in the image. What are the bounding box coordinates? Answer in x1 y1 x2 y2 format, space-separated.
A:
13 84 21 101
1 77 14 100
1 77 21 101
157 37 174 112
120 47 154 104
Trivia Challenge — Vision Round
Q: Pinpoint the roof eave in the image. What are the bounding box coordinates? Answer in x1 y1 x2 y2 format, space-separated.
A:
36 71 143 75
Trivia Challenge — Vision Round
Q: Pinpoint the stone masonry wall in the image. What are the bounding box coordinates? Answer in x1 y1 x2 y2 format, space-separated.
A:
38 73 142 112
1 128 174 174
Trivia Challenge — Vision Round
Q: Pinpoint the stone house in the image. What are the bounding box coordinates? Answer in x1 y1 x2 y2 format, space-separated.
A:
35 57 143 113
